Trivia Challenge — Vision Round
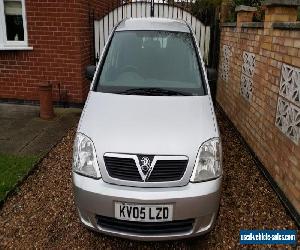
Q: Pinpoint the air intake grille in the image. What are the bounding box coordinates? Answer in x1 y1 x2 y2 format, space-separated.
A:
97 216 194 235
104 156 188 182
147 160 187 182
104 156 142 181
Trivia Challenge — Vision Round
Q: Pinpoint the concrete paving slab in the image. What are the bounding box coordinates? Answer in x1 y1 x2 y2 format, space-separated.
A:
0 104 81 156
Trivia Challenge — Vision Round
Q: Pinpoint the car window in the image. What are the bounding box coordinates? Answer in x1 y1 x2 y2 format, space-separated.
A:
96 30 205 96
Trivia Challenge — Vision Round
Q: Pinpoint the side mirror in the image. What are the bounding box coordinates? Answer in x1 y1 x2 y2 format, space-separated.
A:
86 65 96 81
206 68 218 102
207 68 217 83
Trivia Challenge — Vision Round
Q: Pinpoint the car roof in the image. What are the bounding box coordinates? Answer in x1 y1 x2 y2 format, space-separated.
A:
116 18 190 33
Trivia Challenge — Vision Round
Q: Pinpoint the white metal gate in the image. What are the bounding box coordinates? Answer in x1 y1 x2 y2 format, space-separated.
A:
94 0 211 64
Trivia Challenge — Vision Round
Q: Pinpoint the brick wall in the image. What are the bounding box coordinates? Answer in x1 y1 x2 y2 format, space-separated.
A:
0 0 116 104
217 3 300 213
79 0 119 99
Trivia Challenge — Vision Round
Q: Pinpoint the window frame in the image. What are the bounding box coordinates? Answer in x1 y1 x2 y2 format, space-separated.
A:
0 0 32 50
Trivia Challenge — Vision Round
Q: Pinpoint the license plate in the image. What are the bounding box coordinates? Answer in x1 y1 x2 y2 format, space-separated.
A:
115 202 173 222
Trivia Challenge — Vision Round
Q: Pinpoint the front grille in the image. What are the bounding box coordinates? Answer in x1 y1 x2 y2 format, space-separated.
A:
147 160 187 182
104 156 142 181
104 156 188 182
97 216 194 235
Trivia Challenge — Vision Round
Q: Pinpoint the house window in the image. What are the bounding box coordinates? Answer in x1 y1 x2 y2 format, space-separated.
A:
5 1 24 41
0 0 30 49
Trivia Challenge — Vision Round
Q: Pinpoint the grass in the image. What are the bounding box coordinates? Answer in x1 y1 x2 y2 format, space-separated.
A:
0 154 39 202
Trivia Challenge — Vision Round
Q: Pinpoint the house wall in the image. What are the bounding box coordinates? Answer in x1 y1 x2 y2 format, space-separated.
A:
217 6 300 213
0 0 115 104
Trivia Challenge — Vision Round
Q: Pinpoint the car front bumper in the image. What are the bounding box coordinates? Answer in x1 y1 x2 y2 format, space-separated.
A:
72 173 221 241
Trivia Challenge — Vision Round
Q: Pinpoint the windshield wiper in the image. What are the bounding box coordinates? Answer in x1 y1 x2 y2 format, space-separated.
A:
118 87 189 96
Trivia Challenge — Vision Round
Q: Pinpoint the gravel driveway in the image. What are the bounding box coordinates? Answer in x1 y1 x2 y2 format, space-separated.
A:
0 107 297 249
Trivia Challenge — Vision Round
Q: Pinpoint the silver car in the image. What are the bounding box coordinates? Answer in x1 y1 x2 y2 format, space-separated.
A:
73 18 222 241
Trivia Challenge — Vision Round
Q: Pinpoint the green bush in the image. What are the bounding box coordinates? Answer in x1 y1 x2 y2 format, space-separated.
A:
227 0 264 22
232 0 261 6
191 0 222 25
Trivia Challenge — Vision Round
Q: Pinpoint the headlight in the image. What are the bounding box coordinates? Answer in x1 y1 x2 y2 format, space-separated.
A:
73 133 101 179
190 138 222 182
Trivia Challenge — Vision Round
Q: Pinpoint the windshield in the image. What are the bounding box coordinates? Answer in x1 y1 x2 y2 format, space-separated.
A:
95 30 205 96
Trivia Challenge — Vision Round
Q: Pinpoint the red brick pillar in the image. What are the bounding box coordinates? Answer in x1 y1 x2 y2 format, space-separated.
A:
39 83 54 120
263 0 299 30
235 5 257 28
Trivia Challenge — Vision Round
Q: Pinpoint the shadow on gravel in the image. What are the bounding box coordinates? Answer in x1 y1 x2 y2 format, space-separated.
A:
0 106 297 249
86 229 211 250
